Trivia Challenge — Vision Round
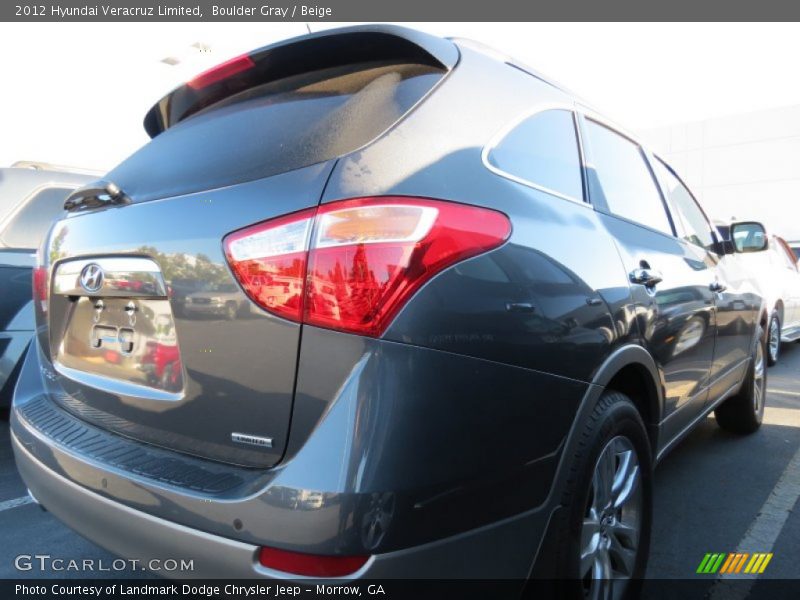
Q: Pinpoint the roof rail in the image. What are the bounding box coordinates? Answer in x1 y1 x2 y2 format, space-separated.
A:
11 161 104 176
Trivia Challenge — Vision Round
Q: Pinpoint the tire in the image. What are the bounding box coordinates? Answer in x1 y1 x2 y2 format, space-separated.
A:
767 312 781 366
715 324 767 434
554 391 652 599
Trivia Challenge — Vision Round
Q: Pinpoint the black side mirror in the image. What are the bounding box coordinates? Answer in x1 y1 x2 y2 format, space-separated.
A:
730 221 768 253
716 239 736 255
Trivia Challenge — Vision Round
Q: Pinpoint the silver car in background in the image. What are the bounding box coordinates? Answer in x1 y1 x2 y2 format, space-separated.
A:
718 223 800 364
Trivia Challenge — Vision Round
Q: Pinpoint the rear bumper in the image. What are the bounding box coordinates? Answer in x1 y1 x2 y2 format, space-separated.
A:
12 428 547 580
11 330 587 578
12 431 260 578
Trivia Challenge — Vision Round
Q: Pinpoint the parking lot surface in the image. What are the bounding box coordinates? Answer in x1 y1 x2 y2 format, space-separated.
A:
1 338 799 589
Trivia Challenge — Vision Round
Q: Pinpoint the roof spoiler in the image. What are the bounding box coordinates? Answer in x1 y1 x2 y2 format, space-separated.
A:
143 25 459 139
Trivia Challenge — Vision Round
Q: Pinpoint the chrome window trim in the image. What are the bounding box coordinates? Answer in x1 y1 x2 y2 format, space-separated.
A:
481 103 589 207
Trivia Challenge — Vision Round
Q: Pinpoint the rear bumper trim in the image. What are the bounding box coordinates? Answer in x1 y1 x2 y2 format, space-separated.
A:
12 429 263 578
12 428 541 579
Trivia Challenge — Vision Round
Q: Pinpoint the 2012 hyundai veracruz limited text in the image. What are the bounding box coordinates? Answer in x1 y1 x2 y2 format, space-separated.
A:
11 25 770 597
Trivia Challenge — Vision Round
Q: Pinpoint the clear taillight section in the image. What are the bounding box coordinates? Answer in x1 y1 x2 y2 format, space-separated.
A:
223 197 511 337
224 209 314 322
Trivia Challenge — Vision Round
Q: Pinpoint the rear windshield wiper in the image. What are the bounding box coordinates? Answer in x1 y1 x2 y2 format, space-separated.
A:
64 180 131 212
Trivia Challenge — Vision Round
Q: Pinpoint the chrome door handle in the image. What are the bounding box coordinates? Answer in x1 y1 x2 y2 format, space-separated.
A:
629 268 663 287
709 281 727 293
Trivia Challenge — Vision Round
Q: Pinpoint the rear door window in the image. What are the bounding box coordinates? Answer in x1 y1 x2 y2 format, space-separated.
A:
486 109 584 201
0 186 72 250
583 120 673 235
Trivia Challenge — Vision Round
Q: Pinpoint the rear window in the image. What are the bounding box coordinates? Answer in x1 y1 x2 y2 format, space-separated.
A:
0 186 72 250
109 62 445 203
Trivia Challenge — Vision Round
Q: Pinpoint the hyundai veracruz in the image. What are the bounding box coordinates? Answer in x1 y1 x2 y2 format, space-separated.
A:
11 26 769 597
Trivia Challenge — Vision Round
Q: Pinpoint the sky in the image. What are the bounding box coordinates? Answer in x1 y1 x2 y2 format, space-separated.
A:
1 22 800 236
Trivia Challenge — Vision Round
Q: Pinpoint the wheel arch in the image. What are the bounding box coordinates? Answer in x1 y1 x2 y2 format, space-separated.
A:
590 344 664 456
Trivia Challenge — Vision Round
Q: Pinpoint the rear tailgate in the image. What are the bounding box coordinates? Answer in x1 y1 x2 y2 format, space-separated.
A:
36 26 455 468
42 165 332 467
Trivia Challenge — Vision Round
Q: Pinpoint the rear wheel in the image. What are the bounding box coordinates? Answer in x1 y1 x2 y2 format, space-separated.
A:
554 391 652 599
767 313 781 366
715 324 767 434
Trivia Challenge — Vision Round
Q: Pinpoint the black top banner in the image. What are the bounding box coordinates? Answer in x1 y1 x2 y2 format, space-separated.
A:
3 0 800 22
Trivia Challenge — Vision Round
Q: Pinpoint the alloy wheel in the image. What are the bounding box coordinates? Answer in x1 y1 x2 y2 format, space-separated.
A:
768 318 780 364
581 436 642 600
754 340 766 412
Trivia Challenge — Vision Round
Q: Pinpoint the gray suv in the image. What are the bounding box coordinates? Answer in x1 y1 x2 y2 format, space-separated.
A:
11 26 769 596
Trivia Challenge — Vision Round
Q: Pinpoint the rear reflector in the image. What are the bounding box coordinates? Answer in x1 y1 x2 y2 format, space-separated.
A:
258 546 369 577
33 266 48 312
224 197 511 337
187 54 256 90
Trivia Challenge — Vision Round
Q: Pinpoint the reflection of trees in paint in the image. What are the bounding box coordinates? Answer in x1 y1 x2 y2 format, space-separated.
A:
136 245 228 286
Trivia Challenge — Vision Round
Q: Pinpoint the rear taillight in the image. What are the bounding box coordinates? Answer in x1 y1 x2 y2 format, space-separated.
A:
32 266 48 313
225 209 315 322
224 197 511 337
258 546 369 577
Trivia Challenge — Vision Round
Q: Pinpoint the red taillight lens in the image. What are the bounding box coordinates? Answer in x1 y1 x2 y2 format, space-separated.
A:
223 198 511 337
258 546 369 577
32 266 48 312
306 199 510 336
187 54 256 90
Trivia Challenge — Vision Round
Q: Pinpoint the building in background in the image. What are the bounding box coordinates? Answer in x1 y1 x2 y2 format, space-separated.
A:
642 105 800 242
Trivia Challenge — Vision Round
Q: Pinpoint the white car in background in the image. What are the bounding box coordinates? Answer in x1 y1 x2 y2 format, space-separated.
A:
718 224 800 365
787 240 800 261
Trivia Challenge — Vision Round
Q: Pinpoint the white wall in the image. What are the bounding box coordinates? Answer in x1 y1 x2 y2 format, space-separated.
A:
641 105 800 242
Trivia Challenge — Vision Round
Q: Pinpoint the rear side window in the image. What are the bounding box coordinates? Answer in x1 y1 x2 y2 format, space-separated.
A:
584 120 672 235
109 62 446 202
487 109 584 201
0 186 72 250
653 160 715 251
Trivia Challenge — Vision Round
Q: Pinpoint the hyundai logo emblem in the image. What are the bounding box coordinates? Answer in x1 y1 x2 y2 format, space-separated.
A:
79 263 104 293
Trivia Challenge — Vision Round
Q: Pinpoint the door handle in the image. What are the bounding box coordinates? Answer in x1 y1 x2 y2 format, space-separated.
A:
709 281 727 293
629 268 663 287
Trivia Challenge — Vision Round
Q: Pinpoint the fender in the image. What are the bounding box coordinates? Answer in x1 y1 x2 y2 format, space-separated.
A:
527 342 663 577
540 343 663 509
